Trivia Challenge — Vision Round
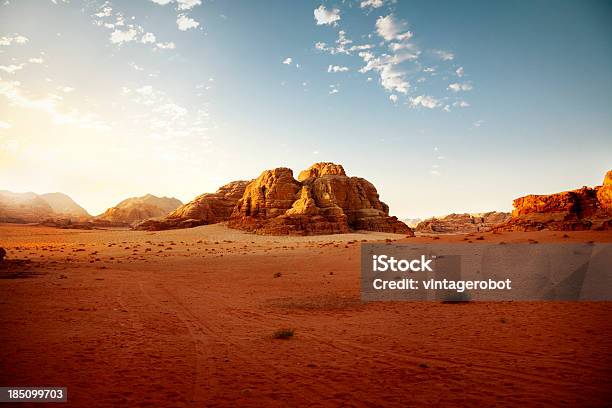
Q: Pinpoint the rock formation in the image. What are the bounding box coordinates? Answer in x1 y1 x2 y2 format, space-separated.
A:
134 181 249 230
228 162 412 235
415 212 510 234
96 194 182 227
495 170 612 231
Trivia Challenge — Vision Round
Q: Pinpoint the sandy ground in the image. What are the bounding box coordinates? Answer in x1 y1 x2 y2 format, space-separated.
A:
1 223 611 407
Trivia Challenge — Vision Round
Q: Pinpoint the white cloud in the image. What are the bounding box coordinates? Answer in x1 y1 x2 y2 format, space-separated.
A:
473 120 484 128
360 0 385 8
359 51 417 94
282 57 292 65
0 64 25 74
456 66 464 77
141 32 156 43
0 121 11 129
389 94 398 103
376 15 412 41
177 0 201 10
389 41 414 52
448 82 472 92
409 95 439 109
432 49 454 61
0 34 29 46
60 86 75 93
177 14 199 31
314 5 340 26
329 84 339 94
149 0 200 9
327 65 349 73
28 57 44 64
156 42 176 49
315 31 373 56
110 28 138 44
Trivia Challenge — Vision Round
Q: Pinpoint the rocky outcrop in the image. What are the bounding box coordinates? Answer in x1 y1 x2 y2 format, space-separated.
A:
495 170 612 231
415 212 510 234
228 162 412 235
96 194 182 227
134 181 249 230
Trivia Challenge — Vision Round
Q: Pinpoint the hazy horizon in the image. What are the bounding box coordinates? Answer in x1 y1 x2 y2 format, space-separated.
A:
1 0 611 219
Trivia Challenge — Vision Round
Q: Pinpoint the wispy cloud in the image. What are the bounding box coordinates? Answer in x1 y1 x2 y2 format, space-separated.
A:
0 64 25 74
448 82 473 92
0 34 29 46
0 79 109 131
360 0 385 9
432 49 454 61
327 65 349 73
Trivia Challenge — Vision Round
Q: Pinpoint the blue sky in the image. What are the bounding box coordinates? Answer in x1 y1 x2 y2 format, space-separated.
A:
0 0 611 218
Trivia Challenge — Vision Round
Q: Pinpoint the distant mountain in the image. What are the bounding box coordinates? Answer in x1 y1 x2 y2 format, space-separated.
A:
96 194 182 226
0 190 55 223
401 218 422 228
40 192 90 218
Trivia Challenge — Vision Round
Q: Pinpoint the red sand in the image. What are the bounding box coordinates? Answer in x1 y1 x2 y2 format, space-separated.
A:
1 224 611 407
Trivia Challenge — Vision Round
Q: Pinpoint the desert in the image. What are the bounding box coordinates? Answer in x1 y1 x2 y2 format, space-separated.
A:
1 222 611 407
2 0 611 406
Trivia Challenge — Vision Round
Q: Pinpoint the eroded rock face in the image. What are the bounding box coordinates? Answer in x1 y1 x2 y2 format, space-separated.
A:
96 194 182 227
228 163 412 235
495 171 612 231
415 212 510 234
297 162 346 181
134 181 249 230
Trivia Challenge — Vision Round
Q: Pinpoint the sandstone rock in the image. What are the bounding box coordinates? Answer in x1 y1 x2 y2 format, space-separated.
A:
415 212 510 234
297 162 346 181
96 194 182 227
596 170 612 211
228 163 412 235
134 181 249 230
495 170 612 231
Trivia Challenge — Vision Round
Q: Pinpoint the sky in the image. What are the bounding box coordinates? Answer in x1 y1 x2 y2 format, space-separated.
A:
0 0 611 218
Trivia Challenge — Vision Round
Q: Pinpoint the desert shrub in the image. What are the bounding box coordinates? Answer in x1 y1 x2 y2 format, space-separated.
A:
273 328 294 339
